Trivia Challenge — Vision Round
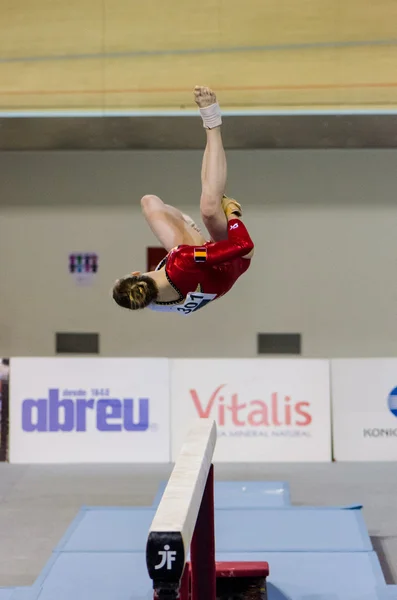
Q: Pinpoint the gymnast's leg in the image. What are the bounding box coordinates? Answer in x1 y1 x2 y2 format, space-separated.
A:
140 195 206 252
194 86 228 241
194 86 242 241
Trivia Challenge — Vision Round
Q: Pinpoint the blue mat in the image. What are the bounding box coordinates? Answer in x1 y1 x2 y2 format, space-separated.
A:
8 591 31 600
153 480 291 508
0 591 30 600
215 507 371 552
55 506 372 553
2 478 391 600
379 587 397 599
30 552 151 600
0 590 16 600
54 507 155 553
25 550 388 600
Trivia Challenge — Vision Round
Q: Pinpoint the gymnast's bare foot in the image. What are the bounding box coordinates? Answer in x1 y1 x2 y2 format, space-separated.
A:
194 86 217 108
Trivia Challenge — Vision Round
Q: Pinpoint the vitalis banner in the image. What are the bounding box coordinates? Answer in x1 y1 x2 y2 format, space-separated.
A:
170 359 331 462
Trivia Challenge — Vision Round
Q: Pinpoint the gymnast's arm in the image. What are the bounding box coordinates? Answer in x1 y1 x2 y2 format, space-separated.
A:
178 218 254 265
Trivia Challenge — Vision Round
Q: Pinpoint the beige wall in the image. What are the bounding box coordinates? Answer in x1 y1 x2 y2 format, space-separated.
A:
0 150 396 358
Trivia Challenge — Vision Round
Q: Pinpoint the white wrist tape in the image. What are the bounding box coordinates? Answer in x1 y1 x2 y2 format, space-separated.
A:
199 102 222 129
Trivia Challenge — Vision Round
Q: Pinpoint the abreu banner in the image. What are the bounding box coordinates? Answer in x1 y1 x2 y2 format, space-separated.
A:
332 359 397 461
9 358 170 463
170 359 331 462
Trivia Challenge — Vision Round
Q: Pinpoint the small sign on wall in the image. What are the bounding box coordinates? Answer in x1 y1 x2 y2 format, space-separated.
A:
147 247 167 272
69 253 98 286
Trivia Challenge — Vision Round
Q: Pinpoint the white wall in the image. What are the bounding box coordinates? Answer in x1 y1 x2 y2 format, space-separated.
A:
0 150 396 358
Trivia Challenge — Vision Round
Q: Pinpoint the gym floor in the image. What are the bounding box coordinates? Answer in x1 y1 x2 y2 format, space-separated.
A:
1 0 397 112
0 462 396 588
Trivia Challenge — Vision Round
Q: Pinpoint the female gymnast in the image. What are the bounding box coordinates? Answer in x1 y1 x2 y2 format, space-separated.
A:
112 86 254 316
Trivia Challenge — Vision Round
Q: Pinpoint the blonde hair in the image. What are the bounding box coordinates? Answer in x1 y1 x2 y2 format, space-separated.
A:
113 275 159 310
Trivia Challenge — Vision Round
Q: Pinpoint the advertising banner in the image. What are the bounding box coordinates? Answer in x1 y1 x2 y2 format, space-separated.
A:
170 359 331 462
0 358 10 461
9 357 170 463
332 359 397 461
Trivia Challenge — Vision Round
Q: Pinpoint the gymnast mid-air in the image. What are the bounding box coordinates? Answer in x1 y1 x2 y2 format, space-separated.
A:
112 86 254 316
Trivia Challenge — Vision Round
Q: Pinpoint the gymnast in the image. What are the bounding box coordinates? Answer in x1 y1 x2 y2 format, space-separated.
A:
112 86 254 316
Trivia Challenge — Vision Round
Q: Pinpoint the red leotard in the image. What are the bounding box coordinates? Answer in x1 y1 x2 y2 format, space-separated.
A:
156 219 254 304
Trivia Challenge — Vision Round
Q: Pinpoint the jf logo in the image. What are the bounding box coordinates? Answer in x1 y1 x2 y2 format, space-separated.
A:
388 387 397 418
154 545 177 570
